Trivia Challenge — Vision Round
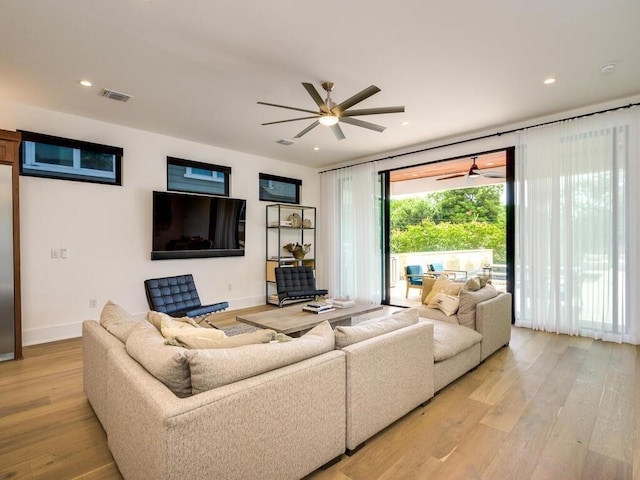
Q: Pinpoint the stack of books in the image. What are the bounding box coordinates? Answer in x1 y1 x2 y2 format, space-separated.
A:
327 297 356 308
302 302 335 314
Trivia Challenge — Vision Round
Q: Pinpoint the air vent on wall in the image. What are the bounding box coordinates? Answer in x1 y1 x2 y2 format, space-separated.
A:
98 88 133 103
276 139 295 146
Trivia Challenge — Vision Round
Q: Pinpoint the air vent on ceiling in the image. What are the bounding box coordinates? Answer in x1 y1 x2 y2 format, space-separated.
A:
276 139 295 146
98 88 133 103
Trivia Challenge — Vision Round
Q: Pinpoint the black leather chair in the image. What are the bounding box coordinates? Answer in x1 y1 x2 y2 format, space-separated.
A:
274 266 328 307
144 274 229 318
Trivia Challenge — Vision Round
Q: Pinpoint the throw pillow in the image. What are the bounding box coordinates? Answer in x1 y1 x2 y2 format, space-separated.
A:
334 308 419 348
125 320 191 397
424 276 453 305
464 277 482 291
464 276 490 292
99 301 140 343
186 320 335 394
420 276 438 304
160 316 226 340
458 284 499 329
173 329 275 349
146 310 198 331
428 292 460 316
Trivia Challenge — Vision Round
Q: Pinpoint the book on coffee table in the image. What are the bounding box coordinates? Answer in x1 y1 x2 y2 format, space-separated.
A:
302 306 335 314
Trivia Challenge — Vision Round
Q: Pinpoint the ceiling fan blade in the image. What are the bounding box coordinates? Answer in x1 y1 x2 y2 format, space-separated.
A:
339 116 386 133
436 173 466 181
340 106 405 117
478 170 506 178
261 116 319 126
331 123 345 140
333 85 381 115
257 101 319 115
302 83 329 113
293 120 320 138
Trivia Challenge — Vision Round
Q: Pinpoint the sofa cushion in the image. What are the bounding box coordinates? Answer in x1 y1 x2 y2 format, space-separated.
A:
458 284 499 329
428 293 460 316
100 301 140 343
334 308 419 348
125 320 191 398
418 305 458 324
427 320 483 362
173 329 275 349
186 321 335 394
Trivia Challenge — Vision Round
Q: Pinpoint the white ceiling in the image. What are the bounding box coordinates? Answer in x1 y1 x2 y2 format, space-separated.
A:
2 0 639 169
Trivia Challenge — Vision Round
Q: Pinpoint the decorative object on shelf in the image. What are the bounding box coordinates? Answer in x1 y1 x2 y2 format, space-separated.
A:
302 218 312 228
283 242 311 259
287 212 302 228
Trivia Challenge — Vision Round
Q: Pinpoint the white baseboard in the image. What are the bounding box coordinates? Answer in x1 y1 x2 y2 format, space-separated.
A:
23 322 83 346
22 296 267 346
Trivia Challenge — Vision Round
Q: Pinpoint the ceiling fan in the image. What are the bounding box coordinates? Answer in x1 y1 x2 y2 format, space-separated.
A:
436 157 506 181
257 81 404 140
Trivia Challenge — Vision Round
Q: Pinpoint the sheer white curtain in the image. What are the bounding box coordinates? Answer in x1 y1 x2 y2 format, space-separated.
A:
319 163 381 303
515 108 640 344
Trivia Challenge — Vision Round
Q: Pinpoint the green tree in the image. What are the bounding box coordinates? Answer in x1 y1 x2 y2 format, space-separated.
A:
389 197 435 231
390 185 506 263
431 186 503 224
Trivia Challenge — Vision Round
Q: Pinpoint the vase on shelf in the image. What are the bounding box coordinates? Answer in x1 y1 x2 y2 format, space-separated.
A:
283 242 311 260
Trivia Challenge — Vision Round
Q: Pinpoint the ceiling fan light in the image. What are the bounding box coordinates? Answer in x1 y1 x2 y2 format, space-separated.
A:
319 115 339 126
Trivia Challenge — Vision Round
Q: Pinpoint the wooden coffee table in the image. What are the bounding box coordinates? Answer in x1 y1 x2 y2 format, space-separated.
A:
236 302 384 337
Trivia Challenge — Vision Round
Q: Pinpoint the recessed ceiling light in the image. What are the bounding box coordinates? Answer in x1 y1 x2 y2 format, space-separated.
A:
78 79 92 87
543 77 556 85
401 121 409 126
313 146 320 151
600 63 616 74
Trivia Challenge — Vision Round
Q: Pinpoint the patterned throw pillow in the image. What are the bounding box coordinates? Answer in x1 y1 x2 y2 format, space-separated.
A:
424 276 463 305
428 292 460 316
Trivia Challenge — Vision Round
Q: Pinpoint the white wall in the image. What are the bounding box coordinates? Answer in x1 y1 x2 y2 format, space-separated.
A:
0 100 320 345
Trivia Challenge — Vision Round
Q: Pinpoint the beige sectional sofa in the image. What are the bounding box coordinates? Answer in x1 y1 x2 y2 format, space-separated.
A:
83 316 347 480
83 287 511 479
416 276 513 392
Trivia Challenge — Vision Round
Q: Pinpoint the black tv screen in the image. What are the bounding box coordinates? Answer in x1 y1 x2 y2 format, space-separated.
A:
151 191 246 260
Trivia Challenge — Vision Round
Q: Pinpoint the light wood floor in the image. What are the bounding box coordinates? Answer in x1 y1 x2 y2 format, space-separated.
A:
1 308 638 480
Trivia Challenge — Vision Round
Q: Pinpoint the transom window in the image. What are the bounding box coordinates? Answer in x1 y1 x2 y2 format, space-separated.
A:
167 157 231 196
19 131 122 185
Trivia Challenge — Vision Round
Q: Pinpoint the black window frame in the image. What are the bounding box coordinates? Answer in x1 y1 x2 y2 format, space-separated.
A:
166 156 231 197
18 130 123 186
258 173 301 204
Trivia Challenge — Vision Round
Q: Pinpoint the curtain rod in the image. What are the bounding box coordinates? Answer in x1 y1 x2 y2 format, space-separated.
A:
319 101 640 174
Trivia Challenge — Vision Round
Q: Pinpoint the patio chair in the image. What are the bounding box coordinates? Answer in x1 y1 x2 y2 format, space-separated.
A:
405 265 424 298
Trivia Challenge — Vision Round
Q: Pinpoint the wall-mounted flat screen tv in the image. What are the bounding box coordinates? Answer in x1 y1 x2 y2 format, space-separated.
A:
151 191 246 260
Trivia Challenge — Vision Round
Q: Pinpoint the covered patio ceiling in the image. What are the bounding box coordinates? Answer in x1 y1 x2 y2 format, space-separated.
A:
389 151 507 196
